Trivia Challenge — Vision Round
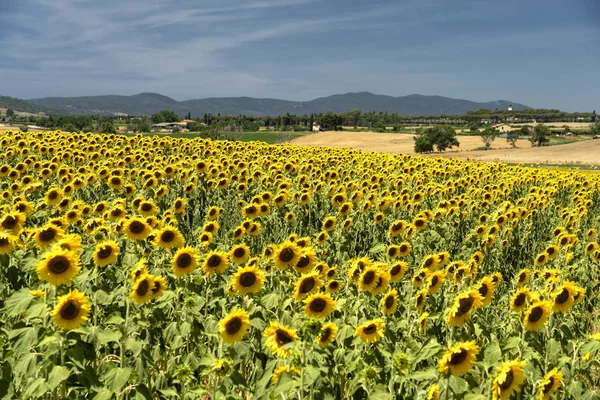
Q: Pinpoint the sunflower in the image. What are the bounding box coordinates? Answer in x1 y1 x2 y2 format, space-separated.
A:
387 245 400 259
523 301 552 331
130 274 155 304
202 251 230 275
93 241 120 267
415 289 428 311
316 322 338 347
219 309 251 344
539 368 562 400
551 281 577 313
44 187 63 206
389 261 408 282
427 384 440 400
304 293 335 318
36 247 81 286
545 244 560 260
230 243 251 264
326 280 342 293
274 241 301 270
355 318 385 343
232 265 265 294
293 272 322 301
426 271 445 294
412 268 429 288
534 252 548 266
151 276 167 299
397 242 412 257
359 266 380 292
264 321 298 358
477 276 497 306
153 227 185 249
138 200 158 217
516 269 530 287
123 218 151 241
492 359 527 400
0 233 16 255
271 365 301 383
52 289 90 330
585 242 598 255
33 224 64 249
173 197 187 214
130 258 148 283
202 221 220 235
171 247 199 276
418 312 429 334
510 288 529 314
438 341 480 376
447 290 484 327
381 289 398 316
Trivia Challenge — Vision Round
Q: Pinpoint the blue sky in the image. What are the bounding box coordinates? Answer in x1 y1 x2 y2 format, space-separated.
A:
0 0 598 111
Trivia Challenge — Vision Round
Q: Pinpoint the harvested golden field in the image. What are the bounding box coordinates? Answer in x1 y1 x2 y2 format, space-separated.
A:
291 131 600 166
1 129 600 399
291 131 529 153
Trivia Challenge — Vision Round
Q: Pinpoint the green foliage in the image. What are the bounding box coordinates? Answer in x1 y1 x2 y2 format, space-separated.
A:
479 127 498 149
414 126 460 153
530 124 551 147
590 121 600 136
151 110 181 124
506 130 520 148
318 113 343 131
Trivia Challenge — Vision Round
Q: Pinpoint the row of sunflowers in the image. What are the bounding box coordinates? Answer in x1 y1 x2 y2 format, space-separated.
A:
1 130 600 399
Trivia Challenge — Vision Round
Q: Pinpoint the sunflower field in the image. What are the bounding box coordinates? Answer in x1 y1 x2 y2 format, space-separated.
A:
1 129 600 400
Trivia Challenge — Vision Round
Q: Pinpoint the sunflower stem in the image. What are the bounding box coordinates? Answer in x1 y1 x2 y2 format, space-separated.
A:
121 299 130 368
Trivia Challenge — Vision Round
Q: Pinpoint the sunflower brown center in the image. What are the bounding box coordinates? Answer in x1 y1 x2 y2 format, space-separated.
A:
276 329 293 345
528 306 543 322
543 377 555 394
136 279 150 296
279 248 295 262
234 248 246 258
457 297 474 316
385 295 395 309
49 256 70 274
2 216 17 230
141 203 152 212
0 237 10 246
239 271 257 287
97 246 113 259
129 221 145 234
320 327 331 341
60 300 80 320
500 370 514 390
225 317 242 334
363 271 375 285
296 256 310 269
449 349 468 365
556 289 569 304
207 255 222 268
518 273 527 283
309 298 327 312
175 201 182 209
161 231 175 243
363 324 377 334
110 177 121 185
431 276 439 286
479 283 489 297
329 281 339 290
299 278 315 293
514 294 526 307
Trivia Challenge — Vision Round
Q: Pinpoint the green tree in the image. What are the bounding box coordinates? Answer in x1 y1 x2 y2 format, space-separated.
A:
151 112 165 124
414 126 459 153
590 120 600 136
318 113 343 131
530 124 551 147
414 135 434 153
6 109 15 118
479 127 498 149
506 130 520 148
348 109 361 128
100 121 116 134
151 110 180 124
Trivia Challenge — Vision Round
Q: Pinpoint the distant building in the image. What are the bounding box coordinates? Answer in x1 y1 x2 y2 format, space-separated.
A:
508 103 513 111
492 123 512 133
312 124 321 132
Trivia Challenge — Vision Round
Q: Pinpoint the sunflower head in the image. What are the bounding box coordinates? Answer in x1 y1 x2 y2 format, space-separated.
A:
355 318 385 343
130 274 155 304
171 247 200 277
316 322 338 347
36 247 81 286
219 309 251 344
438 341 480 376
52 289 90 331
232 265 265 294
304 293 335 318
264 321 298 358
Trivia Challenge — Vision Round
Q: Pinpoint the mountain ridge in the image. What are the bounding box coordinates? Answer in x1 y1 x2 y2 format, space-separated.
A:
18 92 530 116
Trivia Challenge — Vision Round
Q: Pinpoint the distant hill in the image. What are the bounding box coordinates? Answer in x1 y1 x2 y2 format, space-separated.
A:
27 92 530 117
0 95 55 115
